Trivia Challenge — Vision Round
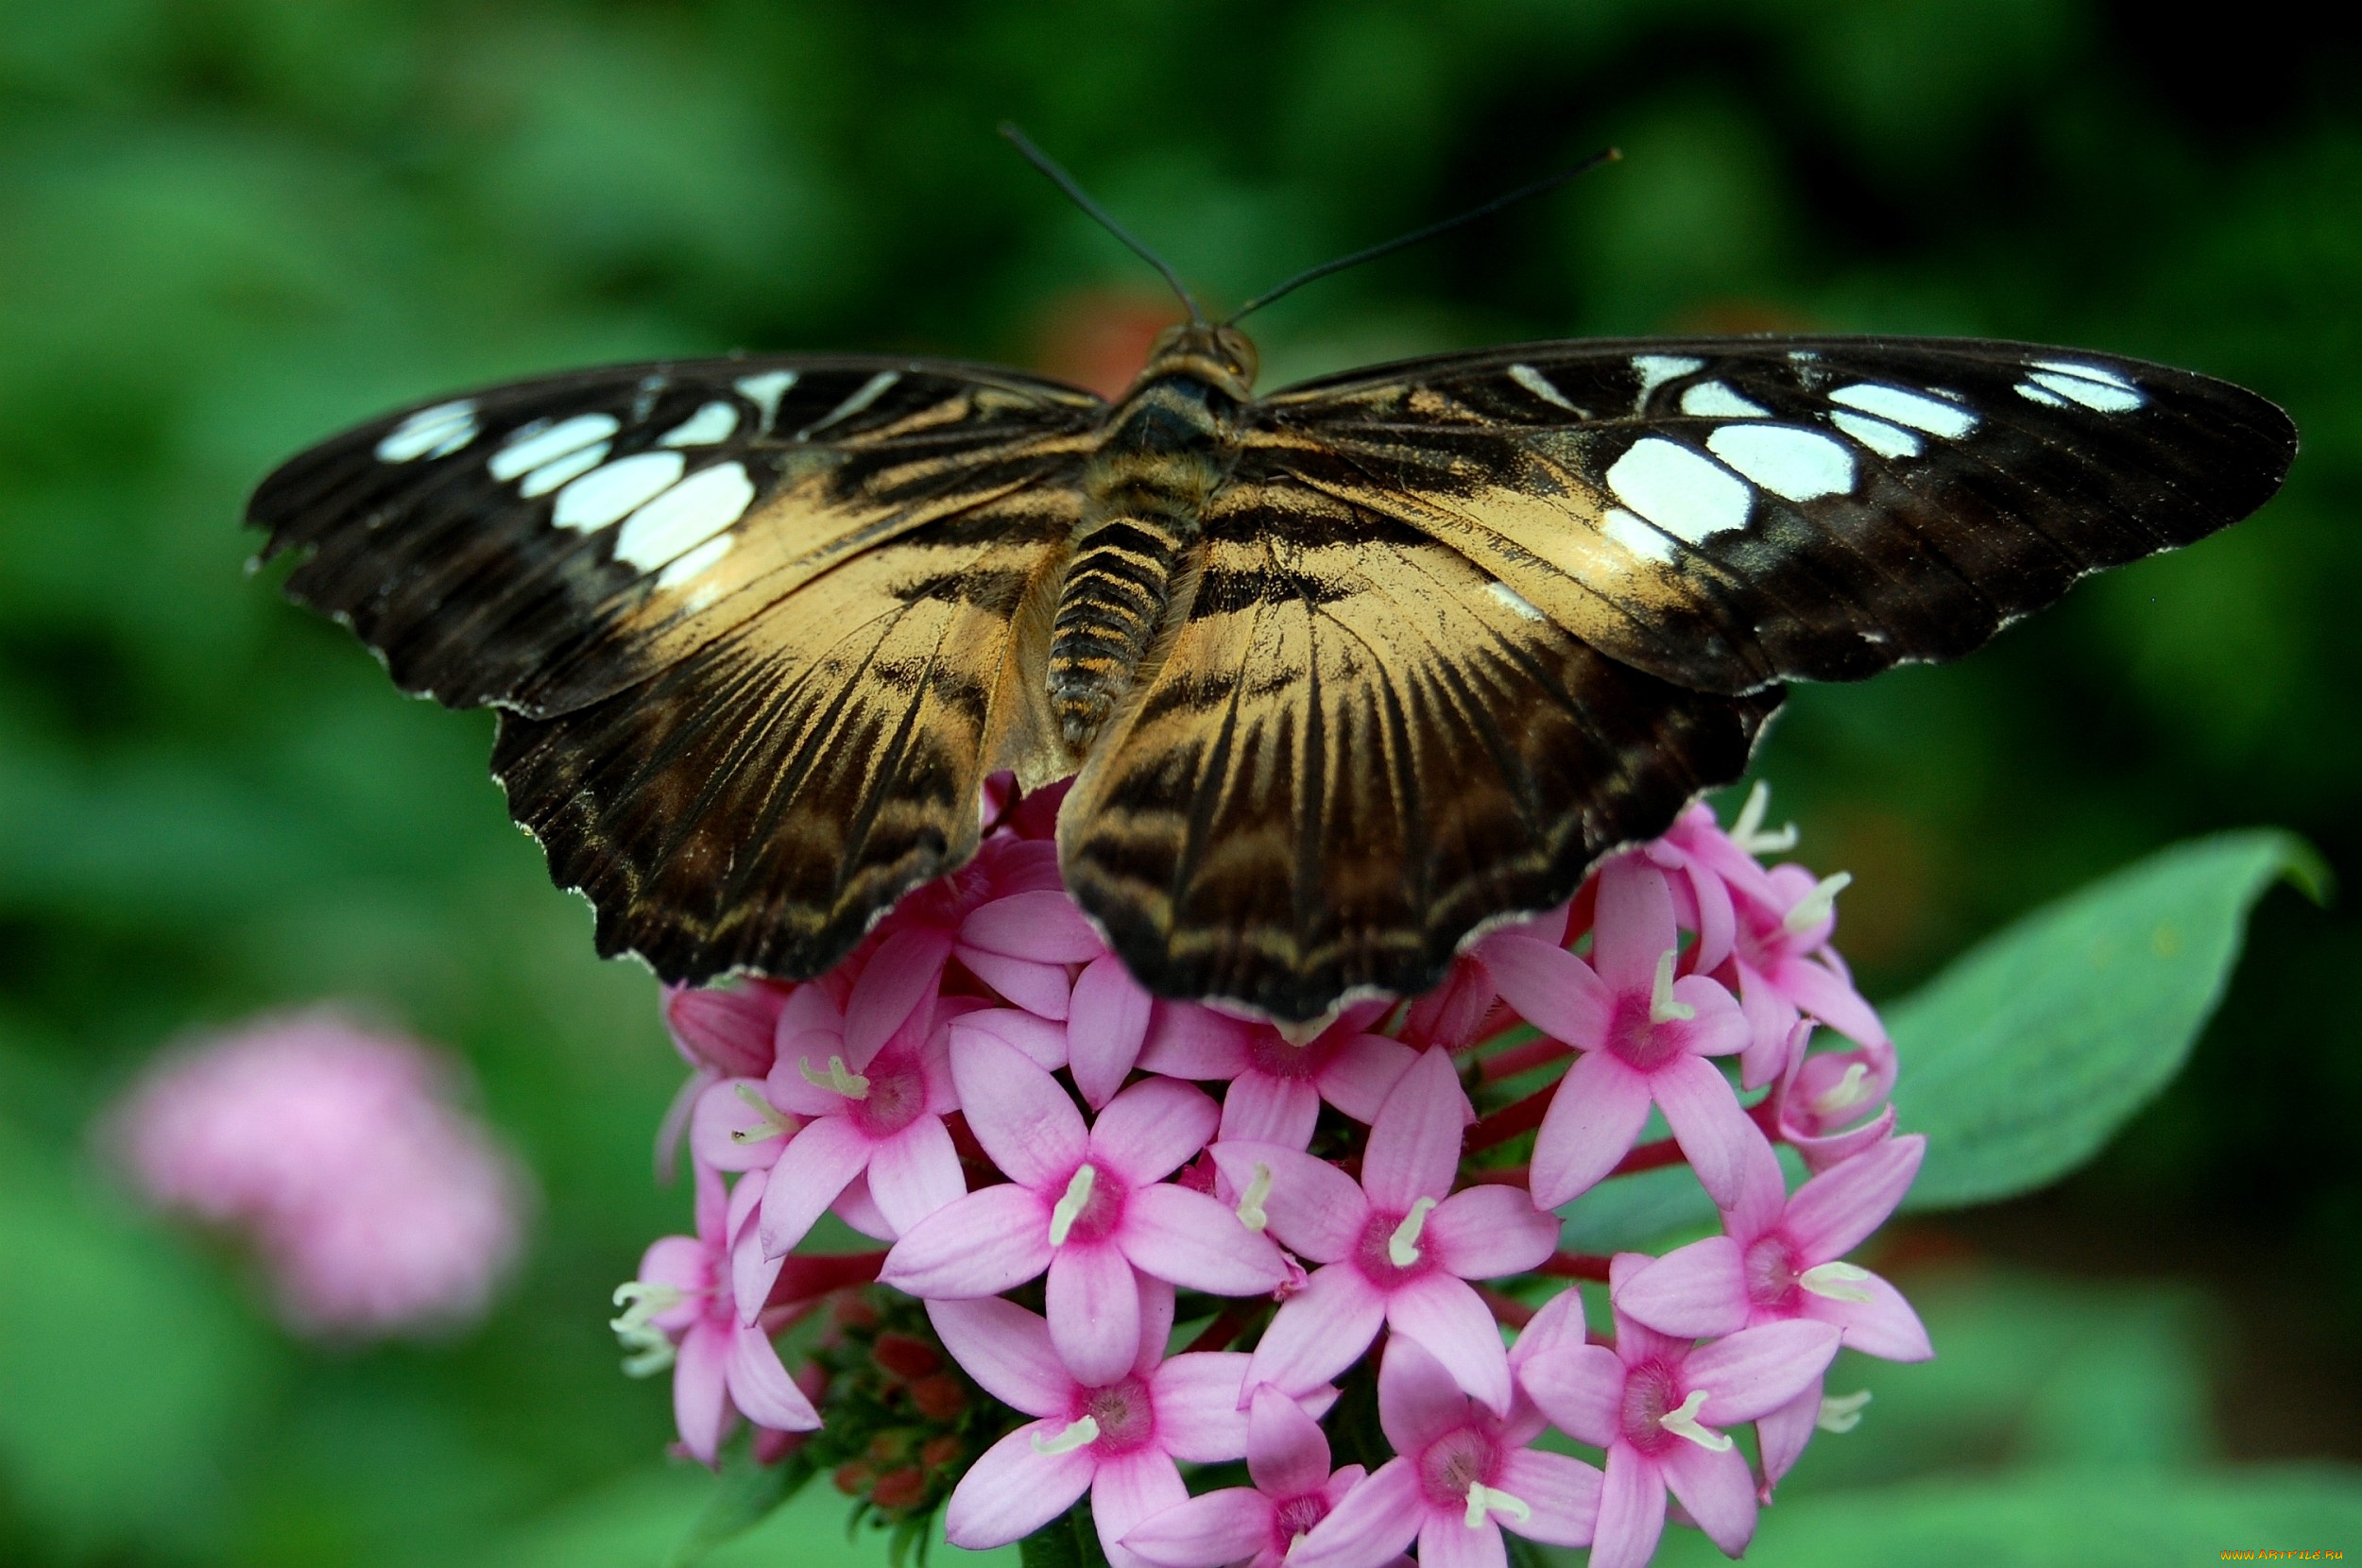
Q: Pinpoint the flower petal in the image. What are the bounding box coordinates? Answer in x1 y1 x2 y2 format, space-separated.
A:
1683 1319 1842 1424
1649 1054 1759 1209
1314 1034 1420 1123
1416 1513 1506 1568
1779 951 1889 1049
1666 974 1751 1058
1385 1272 1513 1414
955 1006 1070 1071
1047 1243 1145 1387
757 1115 875 1257
1724 1128 1790 1246
1219 1074 1321 1150
1494 1447 1601 1547
1803 1269 1933 1361
1479 933 1613 1049
865 1116 966 1236
928 1295 1071 1417
1591 856 1679 994
945 1422 1097 1549
1530 1050 1653 1208
1148 1351 1256 1462
1515 1344 1624 1450
1207 1141 1367 1263
881 1184 1053 1299
1070 954 1156 1107
1585 1443 1666 1568
672 1321 733 1468
958 946 1075 1021
844 928 951 1065
1361 1048 1469 1214
1137 1003 1253 1079
1121 1488 1273 1568
964 888 1107 963
1610 1235 1748 1340
1290 1457 1423 1568
1423 1185 1558 1280
1754 1378 1822 1491
1374 1332 1472 1454
1245 1383 1331 1497
1245 1264 1386 1404
690 1077 793 1173
1656 1436 1757 1557
726 1320 821 1432
1095 1450 1191 1568
1121 1183 1289 1296
950 1029 1087 1188
1783 1133 1925 1263
1137 1273 1177 1377
1507 1286 1587 1379
1092 1077 1221 1186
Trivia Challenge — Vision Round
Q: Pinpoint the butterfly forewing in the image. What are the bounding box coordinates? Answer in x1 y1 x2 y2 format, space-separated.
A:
1258 337 2297 695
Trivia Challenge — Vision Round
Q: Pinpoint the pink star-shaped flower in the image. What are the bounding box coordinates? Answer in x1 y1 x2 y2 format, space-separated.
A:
610 1163 820 1468
1291 1334 1601 1568
933 1286 1333 1568
1213 1047 1556 1413
861 835 1107 1021
1481 856 1757 1208
1767 1029 1898 1173
1123 1386 1388 1568
1722 857 1886 1088
1516 1256 1840 1568
881 1029 1289 1384
1611 1132 1931 1487
1138 997 1418 1148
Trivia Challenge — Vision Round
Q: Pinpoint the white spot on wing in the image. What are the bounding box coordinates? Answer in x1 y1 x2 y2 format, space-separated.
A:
1631 354 1705 411
490 414 619 482
2031 358 2136 391
734 369 797 434
654 532 734 589
552 452 685 532
1508 363 1581 413
1829 383 1977 438
660 401 741 447
375 400 478 462
798 370 900 439
1681 381 1771 418
1602 506 1678 563
1606 436 1752 545
1486 581 1546 621
615 462 758 571
2014 383 2069 408
1706 424 1856 503
1831 411 1921 459
2027 368 2144 412
521 441 610 497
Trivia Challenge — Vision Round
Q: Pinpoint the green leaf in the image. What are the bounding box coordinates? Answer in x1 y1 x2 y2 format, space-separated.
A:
665 1446 813 1568
1893 830 2325 1210
1018 1496 1109 1568
1646 1465 2362 1567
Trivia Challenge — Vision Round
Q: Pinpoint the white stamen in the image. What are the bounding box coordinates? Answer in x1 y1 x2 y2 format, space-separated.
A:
1809 1063 1874 1117
797 1053 869 1100
1817 1389 1873 1433
1237 1162 1274 1233
1387 1196 1438 1269
1049 1165 1097 1247
1032 1415 1101 1456
1650 948 1695 1024
1800 1261 1875 1303
1728 780 1799 856
1463 1483 1532 1529
1659 1389 1732 1452
1782 872 1853 936
609 1281 686 1377
729 1082 796 1144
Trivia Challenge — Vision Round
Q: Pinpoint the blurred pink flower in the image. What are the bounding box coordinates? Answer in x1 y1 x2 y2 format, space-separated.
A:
109 1009 529 1338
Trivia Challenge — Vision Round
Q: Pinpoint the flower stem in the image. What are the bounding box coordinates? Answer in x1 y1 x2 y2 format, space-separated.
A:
1480 1037 1568 1082
1465 1085 1556 1153
1537 1252 1614 1281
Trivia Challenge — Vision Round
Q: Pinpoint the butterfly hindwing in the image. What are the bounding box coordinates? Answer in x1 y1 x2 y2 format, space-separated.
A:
1258 336 2297 695
250 355 1100 983
1058 466 1780 1019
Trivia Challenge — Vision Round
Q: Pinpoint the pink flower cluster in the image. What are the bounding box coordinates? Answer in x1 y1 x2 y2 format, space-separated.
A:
110 1010 530 1338
623 780 1929 1567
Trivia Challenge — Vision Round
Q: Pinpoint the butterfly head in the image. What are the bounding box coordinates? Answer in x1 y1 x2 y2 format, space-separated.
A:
1138 323 1258 402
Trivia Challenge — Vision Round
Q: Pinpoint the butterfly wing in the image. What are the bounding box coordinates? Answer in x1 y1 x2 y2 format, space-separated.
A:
1256 336 2297 694
1056 468 1780 1020
249 356 1102 981
1063 335 2293 1020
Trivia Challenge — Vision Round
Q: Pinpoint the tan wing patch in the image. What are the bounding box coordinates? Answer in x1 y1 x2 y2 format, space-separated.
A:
1058 479 1777 1021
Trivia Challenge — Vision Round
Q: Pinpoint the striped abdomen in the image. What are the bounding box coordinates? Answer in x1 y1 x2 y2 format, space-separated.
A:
1049 492 1200 749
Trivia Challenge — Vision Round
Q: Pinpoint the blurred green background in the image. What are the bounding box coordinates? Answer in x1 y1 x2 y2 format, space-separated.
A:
2 1 2357 1563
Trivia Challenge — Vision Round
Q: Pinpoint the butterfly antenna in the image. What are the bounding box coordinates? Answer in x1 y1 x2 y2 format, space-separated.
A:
1000 123 1206 325
1224 145 1622 326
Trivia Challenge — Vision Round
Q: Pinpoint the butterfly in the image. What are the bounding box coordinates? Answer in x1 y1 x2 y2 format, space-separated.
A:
248 325 2295 1024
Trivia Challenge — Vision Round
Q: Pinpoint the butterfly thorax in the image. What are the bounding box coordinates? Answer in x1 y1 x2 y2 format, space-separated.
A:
1048 324 1258 752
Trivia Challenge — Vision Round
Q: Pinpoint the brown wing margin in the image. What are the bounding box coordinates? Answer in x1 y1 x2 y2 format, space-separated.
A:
1058 475 1780 1023
489 486 1074 985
